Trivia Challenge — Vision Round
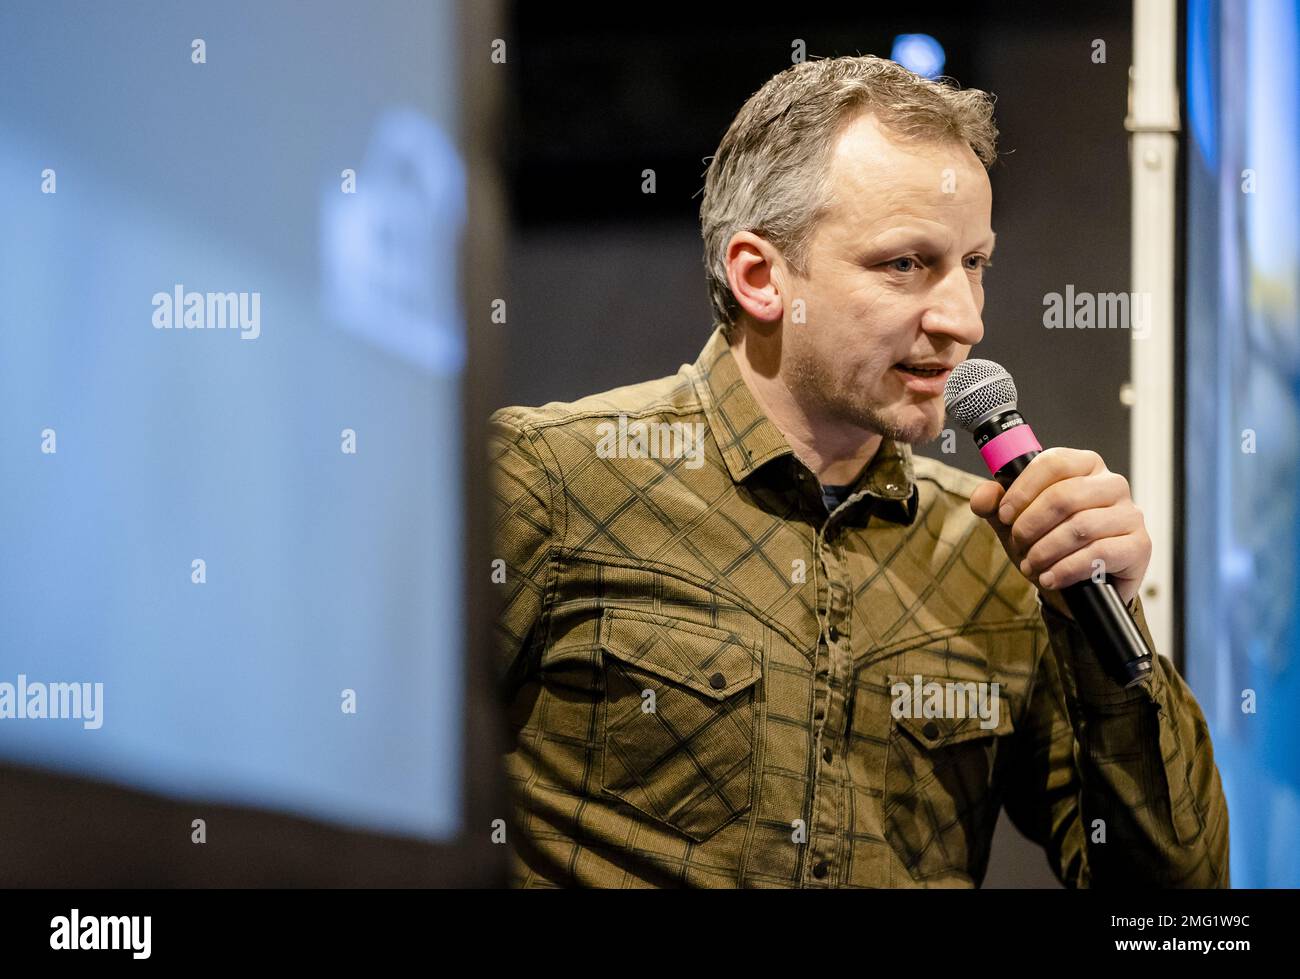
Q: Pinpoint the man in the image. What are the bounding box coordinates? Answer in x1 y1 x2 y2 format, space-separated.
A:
490 55 1229 887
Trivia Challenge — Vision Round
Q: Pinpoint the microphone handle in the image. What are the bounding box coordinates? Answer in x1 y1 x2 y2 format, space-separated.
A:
993 451 1155 688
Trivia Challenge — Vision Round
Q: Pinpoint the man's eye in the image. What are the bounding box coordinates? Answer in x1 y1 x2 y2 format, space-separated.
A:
889 257 917 272
965 255 992 271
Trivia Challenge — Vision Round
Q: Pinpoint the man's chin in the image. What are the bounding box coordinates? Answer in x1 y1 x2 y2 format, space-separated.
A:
821 391 944 445
892 424 944 446
869 405 945 446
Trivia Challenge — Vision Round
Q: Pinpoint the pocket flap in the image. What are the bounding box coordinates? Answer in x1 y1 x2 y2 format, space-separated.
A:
600 609 761 700
886 673 1015 747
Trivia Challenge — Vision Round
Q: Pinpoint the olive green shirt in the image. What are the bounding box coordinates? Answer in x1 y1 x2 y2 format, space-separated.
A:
489 325 1230 888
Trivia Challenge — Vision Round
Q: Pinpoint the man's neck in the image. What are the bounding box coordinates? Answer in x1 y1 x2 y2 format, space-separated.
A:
730 328 883 485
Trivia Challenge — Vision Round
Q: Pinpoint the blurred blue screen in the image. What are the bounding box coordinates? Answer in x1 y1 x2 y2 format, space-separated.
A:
1185 0 1300 886
0 1 465 840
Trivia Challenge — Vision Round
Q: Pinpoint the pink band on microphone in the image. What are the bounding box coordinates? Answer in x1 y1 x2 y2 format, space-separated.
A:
979 425 1042 474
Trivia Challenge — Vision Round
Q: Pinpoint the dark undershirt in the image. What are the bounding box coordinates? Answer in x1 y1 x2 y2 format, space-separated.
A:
821 483 855 514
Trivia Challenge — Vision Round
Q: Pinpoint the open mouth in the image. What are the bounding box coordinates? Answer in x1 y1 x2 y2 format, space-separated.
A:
894 364 949 378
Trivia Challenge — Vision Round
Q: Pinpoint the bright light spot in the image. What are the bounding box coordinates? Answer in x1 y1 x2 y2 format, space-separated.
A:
891 34 946 79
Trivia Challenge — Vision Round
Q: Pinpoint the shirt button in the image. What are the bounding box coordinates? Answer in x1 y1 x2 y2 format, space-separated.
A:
827 626 840 643
822 746 833 763
813 860 830 879
922 721 941 740
709 672 726 690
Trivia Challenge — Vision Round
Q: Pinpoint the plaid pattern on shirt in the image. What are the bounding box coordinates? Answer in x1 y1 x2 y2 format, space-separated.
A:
488 324 1230 888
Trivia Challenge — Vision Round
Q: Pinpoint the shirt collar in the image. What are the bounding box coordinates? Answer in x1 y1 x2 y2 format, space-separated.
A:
688 324 919 525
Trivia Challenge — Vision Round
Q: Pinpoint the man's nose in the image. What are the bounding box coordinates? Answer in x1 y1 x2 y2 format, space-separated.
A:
921 265 984 345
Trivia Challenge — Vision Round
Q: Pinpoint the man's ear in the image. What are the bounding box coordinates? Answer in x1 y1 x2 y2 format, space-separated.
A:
726 231 784 324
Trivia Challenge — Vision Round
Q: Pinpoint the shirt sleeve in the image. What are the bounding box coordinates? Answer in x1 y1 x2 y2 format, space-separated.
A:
1000 592 1231 887
488 407 559 692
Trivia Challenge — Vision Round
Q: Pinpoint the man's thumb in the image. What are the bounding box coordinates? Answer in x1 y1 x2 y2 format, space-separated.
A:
969 479 1006 521
970 480 1016 553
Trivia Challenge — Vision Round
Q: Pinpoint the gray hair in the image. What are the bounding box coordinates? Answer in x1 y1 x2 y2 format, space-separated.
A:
700 55 998 337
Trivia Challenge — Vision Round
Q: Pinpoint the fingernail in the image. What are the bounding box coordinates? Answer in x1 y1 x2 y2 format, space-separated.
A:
998 505 1013 524
1040 571 1055 588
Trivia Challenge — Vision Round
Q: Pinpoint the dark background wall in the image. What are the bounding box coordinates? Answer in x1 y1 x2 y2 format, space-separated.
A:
501 1 1135 888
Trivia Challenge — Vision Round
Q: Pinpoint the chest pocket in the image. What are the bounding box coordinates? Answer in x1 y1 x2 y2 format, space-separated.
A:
598 608 762 843
883 672 1016 883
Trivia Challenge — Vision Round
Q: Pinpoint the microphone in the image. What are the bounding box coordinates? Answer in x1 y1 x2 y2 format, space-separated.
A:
944 359 1154 688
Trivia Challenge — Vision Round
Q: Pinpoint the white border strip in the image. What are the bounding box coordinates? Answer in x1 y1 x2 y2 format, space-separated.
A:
1126 0 1180 657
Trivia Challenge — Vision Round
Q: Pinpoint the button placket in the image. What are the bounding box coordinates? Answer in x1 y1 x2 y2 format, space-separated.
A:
811 529 832 732
822 535 851 667
807 487 864 888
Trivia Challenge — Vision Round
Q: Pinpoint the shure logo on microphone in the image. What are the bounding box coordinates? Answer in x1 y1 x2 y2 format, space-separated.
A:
1041 285 1151 338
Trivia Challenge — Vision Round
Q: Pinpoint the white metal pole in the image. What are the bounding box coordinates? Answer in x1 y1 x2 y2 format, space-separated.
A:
1125 0 1180 657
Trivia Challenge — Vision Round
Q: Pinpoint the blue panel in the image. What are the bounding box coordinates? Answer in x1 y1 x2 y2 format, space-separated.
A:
0 1 463 841
1184 0 1300 887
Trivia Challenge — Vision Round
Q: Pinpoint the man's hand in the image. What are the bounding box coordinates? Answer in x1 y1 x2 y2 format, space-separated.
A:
968 447 1151 618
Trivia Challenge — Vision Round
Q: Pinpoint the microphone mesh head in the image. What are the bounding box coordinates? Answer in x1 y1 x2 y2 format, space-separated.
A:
944 359 1018 431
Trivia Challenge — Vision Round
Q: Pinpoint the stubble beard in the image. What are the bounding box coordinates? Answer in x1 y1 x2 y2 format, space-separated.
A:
786 353 944 447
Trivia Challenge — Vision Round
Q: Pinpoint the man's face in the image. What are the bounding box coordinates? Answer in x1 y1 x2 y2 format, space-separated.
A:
777 113 993 446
